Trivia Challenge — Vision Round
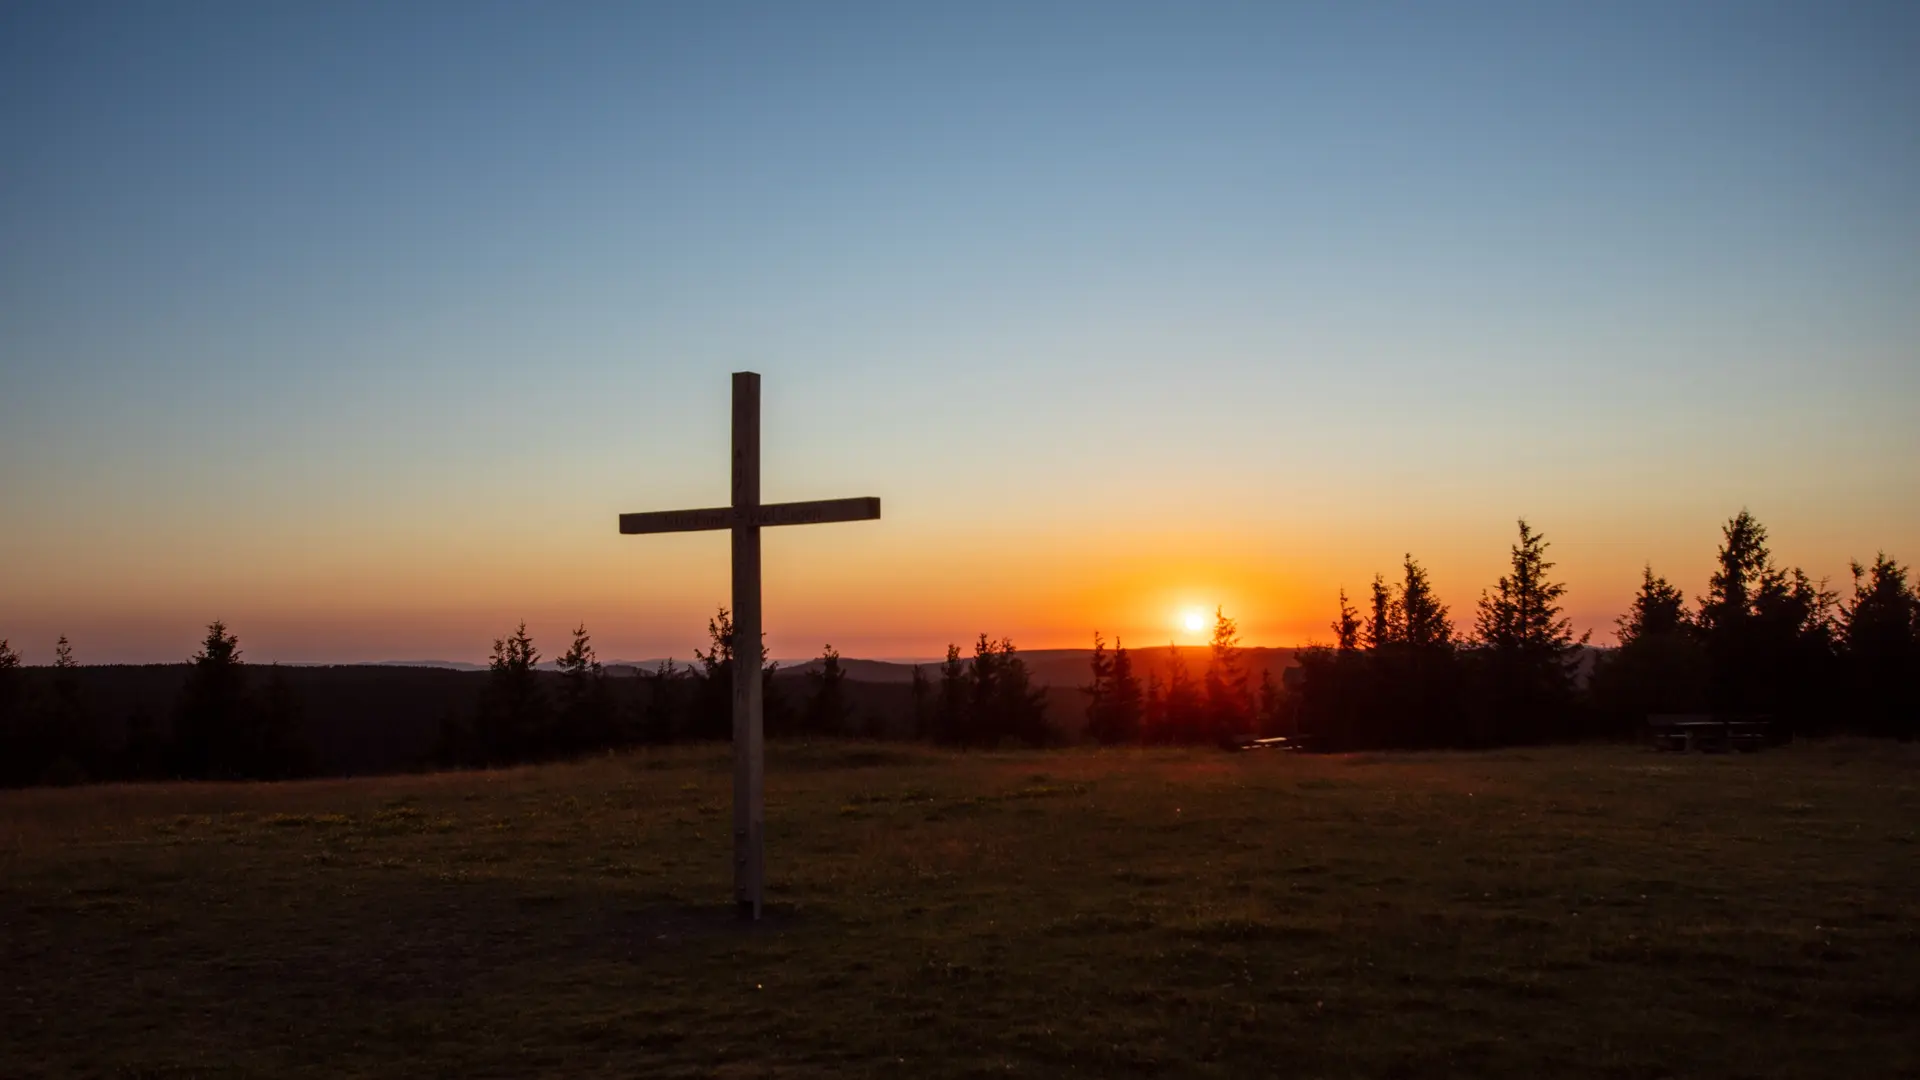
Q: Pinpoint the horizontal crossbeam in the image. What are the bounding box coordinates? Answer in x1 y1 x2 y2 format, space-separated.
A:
618 496 881 535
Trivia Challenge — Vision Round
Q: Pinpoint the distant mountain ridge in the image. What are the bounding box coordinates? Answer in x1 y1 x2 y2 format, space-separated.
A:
606 647 1304 688
367 644 1612 687
365 647 1305 686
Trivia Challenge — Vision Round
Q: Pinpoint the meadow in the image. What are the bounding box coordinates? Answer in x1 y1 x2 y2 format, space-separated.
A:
4 741 1915 1079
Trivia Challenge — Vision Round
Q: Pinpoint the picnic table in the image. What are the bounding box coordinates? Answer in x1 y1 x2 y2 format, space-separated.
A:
1647 714 1774 753
1223 734 1294 752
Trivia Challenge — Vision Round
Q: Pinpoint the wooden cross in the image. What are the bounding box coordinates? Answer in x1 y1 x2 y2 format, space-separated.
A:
618 371 881 920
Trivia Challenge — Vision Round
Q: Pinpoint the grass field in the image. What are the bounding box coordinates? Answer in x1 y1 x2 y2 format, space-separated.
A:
4 741 1916 1079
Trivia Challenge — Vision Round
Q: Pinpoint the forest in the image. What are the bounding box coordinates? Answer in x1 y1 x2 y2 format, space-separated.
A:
1 510 1913 787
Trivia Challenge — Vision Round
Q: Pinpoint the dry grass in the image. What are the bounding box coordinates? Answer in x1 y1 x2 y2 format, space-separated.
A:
3 741 1917 1078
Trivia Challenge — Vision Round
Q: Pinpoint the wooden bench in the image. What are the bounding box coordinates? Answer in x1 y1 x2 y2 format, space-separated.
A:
1647 714 1772 753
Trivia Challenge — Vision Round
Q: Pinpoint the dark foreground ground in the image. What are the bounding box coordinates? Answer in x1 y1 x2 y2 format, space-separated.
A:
3 741 1916 1079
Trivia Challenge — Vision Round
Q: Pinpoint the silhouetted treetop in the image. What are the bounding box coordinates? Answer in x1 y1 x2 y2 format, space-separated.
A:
1332 590 1362 653
1398 555 1452 649
1617 565 1691 647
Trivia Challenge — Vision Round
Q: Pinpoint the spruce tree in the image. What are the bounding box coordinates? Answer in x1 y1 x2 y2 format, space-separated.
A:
1161 642 1203 743
1841 554 1919 738
1591 566 1708 733
0 640 22 786
1696 510 1838 724
1399 555 1452 649
804 644 849 735
1752 565 1838 730
1471 520 1585 743
640 659 684 744
1617 566 1691 646
1700 511 1770 640
1106 638 1143 744
556 623 612 753
173 621 249 779
479 621 546 762
984 637 1049 746
937 644 969 744
43 636 89 783
1082 632 1115 743
1698 510 1769 714
1365 576 1399 650
1332 590 1362 652
1372 557 1462 747
1204 608 1252 743
692 608 738 741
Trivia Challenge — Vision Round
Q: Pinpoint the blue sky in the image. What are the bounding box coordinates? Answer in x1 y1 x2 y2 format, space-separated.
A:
2 2 1916 663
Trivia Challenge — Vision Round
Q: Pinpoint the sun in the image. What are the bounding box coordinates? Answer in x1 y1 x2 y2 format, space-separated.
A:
1181 609 1207 634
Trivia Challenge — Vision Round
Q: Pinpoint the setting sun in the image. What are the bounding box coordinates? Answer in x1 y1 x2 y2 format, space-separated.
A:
1181 610 1207 634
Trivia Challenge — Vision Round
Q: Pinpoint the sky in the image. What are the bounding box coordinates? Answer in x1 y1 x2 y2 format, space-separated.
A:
2 1 1917 665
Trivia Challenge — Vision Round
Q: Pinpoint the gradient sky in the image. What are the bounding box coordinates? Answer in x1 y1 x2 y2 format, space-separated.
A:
3 2 1917 665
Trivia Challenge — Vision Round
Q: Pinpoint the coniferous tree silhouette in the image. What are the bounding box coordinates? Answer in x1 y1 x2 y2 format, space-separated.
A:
975 635 1049 746
171 621 251 778
0 640 23 786
1840 554 1919 739
1082 632 1116 744
640 659 685 744
1291 589 1375 748
477 621 547 763
1752 565 1838 734
804 644 849 735
692 608 738 741
38 636 90 783
1204 609 1253 745
1591 565 1708 735
692 606 784 741
1398 555 1452 650
968 634 1002 744
556 623 614 753
1698 510 1771 715
940 635 1049 746
1082 633 1145 745
1141 669 1165 741
1383 555 1461 747
1297 556 1460 749
1618 566 1692 646
1365 575 1400 650
1106 638 1143 744
1159 642 1203 743
1471 520 1586 744
1332 590 1362 653
1697 511 1838 731
936 643 968 745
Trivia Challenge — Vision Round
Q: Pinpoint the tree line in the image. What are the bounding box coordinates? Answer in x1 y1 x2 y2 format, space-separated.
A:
440 611 1061 765
0 622 309 786
3 507 1911 785
1275 512 1917 750
1076 614 1285 747
0 610 1061 786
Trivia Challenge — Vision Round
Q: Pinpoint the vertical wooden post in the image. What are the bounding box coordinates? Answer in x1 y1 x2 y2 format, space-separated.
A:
730 371 765 920
622 373 875 917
